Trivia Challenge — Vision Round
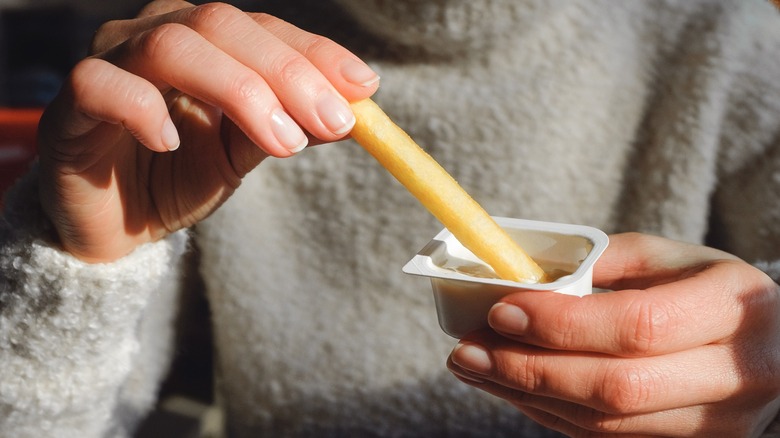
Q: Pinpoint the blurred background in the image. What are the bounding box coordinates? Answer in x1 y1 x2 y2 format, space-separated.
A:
0 0 145 106
0 1 220 436
0 0 262 199
0 0 148 200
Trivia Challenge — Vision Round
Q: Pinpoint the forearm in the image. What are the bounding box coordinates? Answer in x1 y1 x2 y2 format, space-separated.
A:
0 168 190 437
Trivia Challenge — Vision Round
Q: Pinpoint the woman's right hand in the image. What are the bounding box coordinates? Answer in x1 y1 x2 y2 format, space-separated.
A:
37 0 379 263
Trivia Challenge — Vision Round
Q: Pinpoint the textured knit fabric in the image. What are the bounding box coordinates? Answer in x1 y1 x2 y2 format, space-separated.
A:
2 0 780 437
0 170 189 437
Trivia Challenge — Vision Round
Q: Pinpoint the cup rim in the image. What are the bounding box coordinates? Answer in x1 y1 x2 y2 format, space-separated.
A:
402 217 609 289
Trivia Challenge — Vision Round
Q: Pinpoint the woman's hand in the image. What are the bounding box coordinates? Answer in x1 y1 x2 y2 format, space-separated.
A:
37 0 379 262
448 233 780 437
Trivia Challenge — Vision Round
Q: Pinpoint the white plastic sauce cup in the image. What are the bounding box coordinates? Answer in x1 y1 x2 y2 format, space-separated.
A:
403 217 609 338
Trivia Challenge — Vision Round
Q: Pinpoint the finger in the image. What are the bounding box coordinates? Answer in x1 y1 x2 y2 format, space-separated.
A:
220 116 268 178
515 405 664 438
90 0 194 54
102 22 308 157
511 395 694 436
168 3 372 140
461 381 749 437
42 57 178 156
448 339 742 415
497 391 691 436
488 259 777 356
93 4 378 147
136 0 194 18
251 13 380 100
593 232 739 291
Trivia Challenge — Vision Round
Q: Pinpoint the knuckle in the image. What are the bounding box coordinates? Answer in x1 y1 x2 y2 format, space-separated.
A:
138 23 189 61
187 2 243 33
300 33 338 57
270 53 312 87
137 0 187 17
90 20 123 54
619 298 672 356
72 60 155 115
254 12 276 26
550 304 582 348
69 58 102 84
740 266 780 311
225 72 264 105
125 88 157 115
507 355 546 394
68 59 111 101
596 363 657 414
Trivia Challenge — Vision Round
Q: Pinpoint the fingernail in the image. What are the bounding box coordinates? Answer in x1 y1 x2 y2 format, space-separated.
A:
316 92 355 136
449 367 486 384
340 58 380 87
451 343 493 376
270 108 308 153
489 302 529 336
161 117 180 151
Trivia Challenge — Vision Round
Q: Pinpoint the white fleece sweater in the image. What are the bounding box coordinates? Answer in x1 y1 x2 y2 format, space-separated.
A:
2 0 780 437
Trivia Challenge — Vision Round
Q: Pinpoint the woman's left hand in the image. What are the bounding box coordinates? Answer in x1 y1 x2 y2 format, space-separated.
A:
448 233 780 437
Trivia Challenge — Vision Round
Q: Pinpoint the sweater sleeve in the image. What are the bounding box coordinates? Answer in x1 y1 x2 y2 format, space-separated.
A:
708 2 780 285
710 10 780 435
0 168 190 438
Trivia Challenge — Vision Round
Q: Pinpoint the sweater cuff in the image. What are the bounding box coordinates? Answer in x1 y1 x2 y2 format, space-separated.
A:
1 165 190 296
0 168 189 431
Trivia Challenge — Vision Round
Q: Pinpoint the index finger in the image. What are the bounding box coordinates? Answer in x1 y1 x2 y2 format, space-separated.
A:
487 235 778 357
94 3 380 143
90 0 194 54
592 232 740 291
165 5 378 140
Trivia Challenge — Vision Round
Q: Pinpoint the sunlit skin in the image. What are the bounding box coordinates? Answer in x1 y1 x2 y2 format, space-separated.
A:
36 1 780 436
37 0 379 263
449 233 780 437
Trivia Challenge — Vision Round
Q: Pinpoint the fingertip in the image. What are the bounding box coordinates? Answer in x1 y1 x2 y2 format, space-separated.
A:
340 57 380 89
315 91 356 137
338 63 380 105
227 114 304 160
269 108 309 153
488 302 530 336
161 117 180 151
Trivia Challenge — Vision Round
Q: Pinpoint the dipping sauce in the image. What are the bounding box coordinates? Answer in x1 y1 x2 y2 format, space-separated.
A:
442 258 578 283
402 217 610 337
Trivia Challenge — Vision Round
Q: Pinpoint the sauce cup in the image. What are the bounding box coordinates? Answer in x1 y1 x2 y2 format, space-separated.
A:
403 217 609 338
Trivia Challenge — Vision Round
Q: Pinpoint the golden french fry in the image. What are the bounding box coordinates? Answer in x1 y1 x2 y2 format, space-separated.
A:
350 99 547 283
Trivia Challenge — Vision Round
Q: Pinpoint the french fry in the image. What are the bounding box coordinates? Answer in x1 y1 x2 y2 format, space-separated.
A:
350 99 547 283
